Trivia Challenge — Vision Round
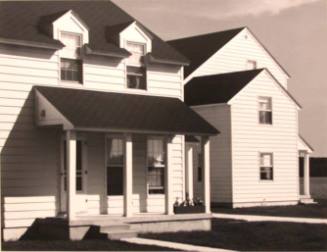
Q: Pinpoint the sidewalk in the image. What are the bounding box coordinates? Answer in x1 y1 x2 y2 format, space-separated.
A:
212 213 327 224
122 237 235 252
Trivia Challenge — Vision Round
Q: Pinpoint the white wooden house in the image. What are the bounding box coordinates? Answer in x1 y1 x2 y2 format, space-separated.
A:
169 27 314 208
0 1 218 241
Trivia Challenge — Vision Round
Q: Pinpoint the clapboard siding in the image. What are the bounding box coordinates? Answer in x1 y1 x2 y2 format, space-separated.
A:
187 28 288 88
230 71 299 203
192 104 233 202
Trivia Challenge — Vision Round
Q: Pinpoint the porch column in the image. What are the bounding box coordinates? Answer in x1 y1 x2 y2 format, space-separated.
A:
165 137 174 215
304 152 310 196
124 134 133 217
202 136 211 214
186 144 194 200
66 130 76 221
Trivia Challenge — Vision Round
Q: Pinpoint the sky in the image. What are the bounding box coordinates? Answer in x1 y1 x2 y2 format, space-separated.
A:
113 0 327 157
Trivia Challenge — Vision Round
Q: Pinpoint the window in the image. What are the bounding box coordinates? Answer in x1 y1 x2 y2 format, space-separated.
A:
106 138 124 195
259 97 272 124
147 138 165 194
126 42 146 90
61 59 83 82
59 32 83 83
260 153 273 180
246 60 257 69
127 66 146 89
197 152 203 182
63 140 84 191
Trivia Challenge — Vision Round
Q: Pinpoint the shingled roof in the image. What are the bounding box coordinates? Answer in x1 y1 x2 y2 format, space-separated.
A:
168 27 244 78
35 86 219 136
0 1 189 64
185 69 263 106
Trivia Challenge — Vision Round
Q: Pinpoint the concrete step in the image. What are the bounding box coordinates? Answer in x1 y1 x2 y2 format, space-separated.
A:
100 224 131 233
105 229 137 240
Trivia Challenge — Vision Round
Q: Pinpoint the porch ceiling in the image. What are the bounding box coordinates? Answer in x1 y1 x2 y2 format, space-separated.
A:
34 86 219 136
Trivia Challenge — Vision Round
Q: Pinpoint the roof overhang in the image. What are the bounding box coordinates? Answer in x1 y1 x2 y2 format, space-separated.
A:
146 53 189 66
0 37 64 50
34 86 219 136
84 44 131 59
298 135 314 153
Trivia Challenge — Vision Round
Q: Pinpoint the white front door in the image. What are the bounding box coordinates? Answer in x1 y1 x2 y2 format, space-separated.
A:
60 139 88 214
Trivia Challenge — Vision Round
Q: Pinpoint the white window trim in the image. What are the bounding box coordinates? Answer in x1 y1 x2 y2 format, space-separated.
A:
258 96 273 125
146 136 166 196
259 152 274 182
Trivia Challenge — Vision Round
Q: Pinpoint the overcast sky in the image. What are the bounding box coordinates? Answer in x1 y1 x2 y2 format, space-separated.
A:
113 0 327 157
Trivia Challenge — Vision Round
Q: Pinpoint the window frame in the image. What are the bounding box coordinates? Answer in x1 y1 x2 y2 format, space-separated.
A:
125 41 147 91
60 58 83 83
105 136 125 196
146 137 166 195
259 152 274 181
258 96 273 125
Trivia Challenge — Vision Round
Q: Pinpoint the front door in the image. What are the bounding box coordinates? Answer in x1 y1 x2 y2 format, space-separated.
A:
60 139 88 214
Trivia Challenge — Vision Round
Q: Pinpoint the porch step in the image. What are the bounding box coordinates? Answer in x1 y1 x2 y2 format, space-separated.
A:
100 224 131 233
105 229 137 240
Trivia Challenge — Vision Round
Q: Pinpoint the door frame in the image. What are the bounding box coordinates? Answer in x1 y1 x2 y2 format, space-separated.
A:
59 134 88 212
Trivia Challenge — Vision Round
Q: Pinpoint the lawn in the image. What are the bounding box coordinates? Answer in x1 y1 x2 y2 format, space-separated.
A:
212 199 327 218
2 239 174 251
142 218 327 251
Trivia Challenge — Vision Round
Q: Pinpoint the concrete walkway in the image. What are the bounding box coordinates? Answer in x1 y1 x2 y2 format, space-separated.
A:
213 213 327 224
122 237 234 252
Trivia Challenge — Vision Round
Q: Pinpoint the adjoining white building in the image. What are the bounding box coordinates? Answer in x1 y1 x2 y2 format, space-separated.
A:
0 1 218 241
169 27 314 208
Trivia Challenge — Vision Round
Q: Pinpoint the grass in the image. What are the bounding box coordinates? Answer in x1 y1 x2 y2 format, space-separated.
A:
2 239 174 251
142 218 327 251
212 199 327 218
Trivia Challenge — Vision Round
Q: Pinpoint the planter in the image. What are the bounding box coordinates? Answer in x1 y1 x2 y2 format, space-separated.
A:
173 205 205 214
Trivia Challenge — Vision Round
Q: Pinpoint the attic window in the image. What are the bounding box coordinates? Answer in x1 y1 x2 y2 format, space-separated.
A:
246 60 257 70
126 42 146 90
60 32 82 58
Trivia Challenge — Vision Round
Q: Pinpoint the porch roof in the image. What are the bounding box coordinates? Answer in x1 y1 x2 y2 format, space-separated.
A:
35 86 219 136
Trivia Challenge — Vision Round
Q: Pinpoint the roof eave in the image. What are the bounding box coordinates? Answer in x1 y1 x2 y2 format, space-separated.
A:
84 44 131 58
146 53 189 66
0 37 64 50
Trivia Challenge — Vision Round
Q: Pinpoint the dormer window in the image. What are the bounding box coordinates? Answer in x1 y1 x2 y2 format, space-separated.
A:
126 41 146 90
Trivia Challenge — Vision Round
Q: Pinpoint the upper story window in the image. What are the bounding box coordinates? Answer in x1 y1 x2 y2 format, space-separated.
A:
258 97 272 124
260 153 273 181
246 60 257 70
60 32 83 84
126 42 146 90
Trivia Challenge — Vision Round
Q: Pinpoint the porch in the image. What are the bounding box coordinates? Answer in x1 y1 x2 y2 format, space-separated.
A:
33 85 218 237
298 135 315 204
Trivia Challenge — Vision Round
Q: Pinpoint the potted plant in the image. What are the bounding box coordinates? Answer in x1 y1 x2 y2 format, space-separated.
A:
173 193 205 214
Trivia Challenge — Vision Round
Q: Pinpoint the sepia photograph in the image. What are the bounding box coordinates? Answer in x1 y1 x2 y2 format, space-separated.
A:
0 0 326 251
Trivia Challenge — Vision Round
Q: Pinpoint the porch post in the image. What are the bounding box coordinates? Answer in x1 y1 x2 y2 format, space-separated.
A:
304 152 310 196
202 136 211 214
124 134 133 217
165 137 174 215
66 130 76 221
186 144 194 200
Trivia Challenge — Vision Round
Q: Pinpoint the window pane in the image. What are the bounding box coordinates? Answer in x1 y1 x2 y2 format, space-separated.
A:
147 139 165 194
126 42 145 65
260 167 273 180
127 67 146 90
107 138 124 165
60 59 82 83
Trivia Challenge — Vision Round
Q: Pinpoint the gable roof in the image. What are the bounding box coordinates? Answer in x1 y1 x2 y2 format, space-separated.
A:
168 27 244 78
35 86 219 136
185 69 263 106
0 1 189 64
